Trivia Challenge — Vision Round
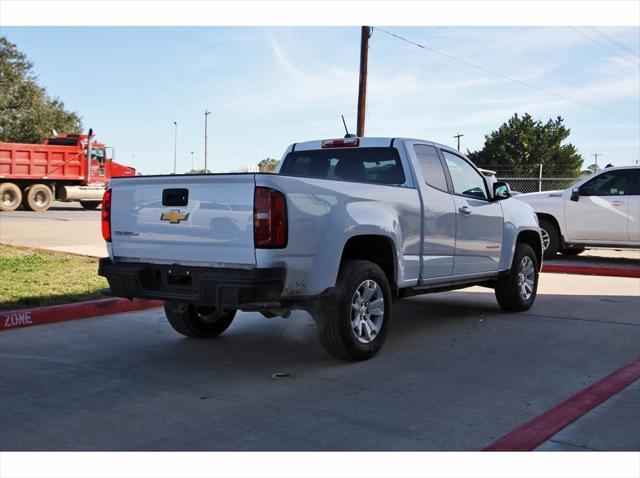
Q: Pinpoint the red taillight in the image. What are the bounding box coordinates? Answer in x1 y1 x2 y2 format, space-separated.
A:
101 188 112 242
321 137 360 148
254 187 287 248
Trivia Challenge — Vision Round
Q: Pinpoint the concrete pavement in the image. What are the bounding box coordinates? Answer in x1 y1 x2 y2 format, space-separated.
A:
536 379 640 451
1 273 638 451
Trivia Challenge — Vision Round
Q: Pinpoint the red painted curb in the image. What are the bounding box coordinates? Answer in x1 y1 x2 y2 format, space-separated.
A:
0 298 163 331
542 264 640 278
484 357 640 451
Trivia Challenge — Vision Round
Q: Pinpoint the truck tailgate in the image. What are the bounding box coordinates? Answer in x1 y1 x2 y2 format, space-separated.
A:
109 174 256 266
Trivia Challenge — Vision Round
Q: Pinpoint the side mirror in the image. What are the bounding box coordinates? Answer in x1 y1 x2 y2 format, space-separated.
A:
570 187 580 202
493 181 511 200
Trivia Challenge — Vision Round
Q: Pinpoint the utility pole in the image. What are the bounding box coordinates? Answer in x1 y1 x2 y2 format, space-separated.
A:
357 26 371 137
204 110 211 173
592 153 602 171
190 151 194 172
172 121 178 174
453 133 464 151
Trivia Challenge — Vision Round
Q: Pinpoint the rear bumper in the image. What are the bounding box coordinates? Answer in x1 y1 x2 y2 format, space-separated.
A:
98 258 286 309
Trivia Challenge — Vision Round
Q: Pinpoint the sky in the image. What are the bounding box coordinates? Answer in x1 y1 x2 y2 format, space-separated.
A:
2 26 639 175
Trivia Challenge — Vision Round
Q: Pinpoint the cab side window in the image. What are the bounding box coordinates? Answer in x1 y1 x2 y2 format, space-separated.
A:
414 144 448 191
581 170 634 196
441 151 488 199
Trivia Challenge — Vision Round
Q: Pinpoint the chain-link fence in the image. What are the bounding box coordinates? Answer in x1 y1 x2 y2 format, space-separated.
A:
497 176 580 194
487 166 584 194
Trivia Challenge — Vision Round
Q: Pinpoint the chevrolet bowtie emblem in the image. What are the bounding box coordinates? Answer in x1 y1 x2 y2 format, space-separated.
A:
160 209 190 224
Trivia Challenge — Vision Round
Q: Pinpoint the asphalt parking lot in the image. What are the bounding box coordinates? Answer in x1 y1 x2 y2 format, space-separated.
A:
0 202 105 257
1 273 638 451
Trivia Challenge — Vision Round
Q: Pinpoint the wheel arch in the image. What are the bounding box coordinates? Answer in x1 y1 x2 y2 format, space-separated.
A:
340 234 398 293
536 213 565 247
516 229 543 269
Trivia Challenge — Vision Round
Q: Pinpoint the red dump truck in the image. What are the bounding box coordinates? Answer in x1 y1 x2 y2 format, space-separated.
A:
0 131 135 212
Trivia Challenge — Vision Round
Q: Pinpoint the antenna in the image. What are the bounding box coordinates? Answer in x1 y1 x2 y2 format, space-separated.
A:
341 115 356 138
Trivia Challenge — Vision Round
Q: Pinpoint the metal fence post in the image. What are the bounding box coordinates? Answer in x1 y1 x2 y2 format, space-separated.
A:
538 164 543 192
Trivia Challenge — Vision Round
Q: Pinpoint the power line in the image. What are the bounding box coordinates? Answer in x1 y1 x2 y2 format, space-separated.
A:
568 26 640 67
373 27 639 123
443 27 635 110
586 26 640 59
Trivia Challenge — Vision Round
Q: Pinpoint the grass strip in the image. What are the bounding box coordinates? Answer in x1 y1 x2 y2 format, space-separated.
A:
0 244 108 311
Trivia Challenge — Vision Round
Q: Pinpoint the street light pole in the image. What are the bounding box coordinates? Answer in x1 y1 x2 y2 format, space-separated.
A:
204 110 211 173
190 151 194 172
173 121 178 174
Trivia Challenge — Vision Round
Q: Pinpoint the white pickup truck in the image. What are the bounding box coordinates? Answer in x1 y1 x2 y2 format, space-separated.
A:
99 137 542 360
516 166 640 259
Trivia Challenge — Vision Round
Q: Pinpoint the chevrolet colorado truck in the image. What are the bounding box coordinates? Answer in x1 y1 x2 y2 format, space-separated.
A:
515 166 640 259
99 137 542 360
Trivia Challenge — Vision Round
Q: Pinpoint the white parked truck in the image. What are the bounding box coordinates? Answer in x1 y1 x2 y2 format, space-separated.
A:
99 137 542 360
515 166 640 259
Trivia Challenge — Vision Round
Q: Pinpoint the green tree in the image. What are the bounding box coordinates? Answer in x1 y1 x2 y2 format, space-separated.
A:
0 37 82 143
257 158 279 173
467 113 583 177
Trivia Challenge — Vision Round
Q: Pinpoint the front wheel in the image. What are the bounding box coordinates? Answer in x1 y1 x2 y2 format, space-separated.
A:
494 243 539 312
164 302 236 338
314 260 391 361
538 218 559 260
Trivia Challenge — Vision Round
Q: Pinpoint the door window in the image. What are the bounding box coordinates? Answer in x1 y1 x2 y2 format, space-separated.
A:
441 151 487 199
414 144 448 191
581 170 635 196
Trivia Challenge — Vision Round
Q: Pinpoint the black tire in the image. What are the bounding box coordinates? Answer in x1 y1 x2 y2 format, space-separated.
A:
80 200 101 210
538 217 560 260
22 184 52 212
495 243 539 312
164 301 236 338
314 260 391 361
560 247 585 256
0 182 22 212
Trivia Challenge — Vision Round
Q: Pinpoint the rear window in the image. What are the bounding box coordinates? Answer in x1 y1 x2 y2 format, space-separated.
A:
279 147 406 186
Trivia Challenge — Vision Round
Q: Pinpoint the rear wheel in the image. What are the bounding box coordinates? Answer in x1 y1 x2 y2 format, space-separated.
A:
538 217 560 260
494 242 539 312
314 260 391 361
164 301 236 338
22 184 52 212
80 200 101 210
0 183 22 212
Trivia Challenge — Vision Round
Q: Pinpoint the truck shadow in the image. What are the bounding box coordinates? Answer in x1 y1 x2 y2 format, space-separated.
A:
130 287 639 373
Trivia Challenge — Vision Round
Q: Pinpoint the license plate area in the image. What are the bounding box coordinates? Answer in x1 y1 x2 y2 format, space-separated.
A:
138 265 196 292
167 269 192 286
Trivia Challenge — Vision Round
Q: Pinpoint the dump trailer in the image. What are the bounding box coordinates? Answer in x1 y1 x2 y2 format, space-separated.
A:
0 132 135 212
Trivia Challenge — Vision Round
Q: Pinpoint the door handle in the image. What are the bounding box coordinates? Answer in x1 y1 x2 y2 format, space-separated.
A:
458 206 472 215
611 201 623 206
